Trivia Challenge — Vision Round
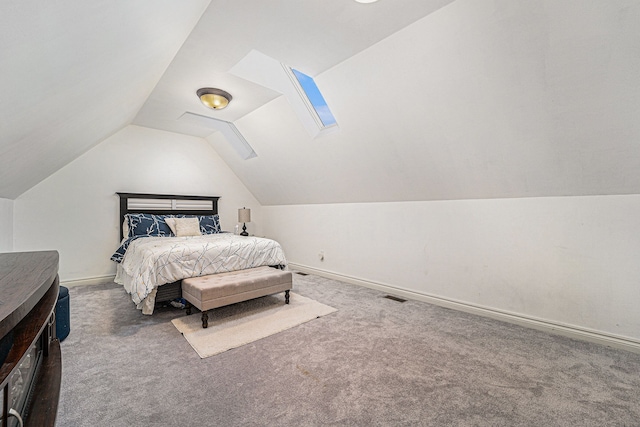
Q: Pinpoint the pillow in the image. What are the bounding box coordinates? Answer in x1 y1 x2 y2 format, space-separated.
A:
125 213 220 237
165 217 178 235
198 214 221 234
173 217 201 237
126 213 173 237
167 215 219 235
122 219 130 239
111 236 144 263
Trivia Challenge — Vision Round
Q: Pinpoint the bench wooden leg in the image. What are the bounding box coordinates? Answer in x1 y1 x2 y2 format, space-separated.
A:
185 301 192 316
201 311 209 328
285 290 290 304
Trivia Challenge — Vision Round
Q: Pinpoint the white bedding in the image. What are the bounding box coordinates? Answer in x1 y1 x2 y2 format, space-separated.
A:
114 233 287 314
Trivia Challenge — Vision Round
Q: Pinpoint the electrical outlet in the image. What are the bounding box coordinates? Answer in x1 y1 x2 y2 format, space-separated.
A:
318 251 324 261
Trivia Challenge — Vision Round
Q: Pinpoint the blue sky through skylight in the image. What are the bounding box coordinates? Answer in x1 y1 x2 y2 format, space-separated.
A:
292 69 337 127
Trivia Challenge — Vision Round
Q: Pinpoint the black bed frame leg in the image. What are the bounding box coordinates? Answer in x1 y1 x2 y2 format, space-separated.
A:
285 290 290 304
201 311 209 328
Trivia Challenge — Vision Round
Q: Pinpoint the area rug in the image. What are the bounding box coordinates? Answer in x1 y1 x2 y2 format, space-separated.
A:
171 292 337 358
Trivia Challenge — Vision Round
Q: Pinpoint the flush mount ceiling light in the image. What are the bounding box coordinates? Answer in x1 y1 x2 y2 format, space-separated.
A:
354 0 379 3
196 88 232 110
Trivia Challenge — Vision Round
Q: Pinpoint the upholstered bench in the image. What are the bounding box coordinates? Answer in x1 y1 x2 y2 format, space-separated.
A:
182 266 293 328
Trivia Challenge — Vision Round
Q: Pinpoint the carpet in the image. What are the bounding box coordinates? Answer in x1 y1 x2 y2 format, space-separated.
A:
59 277 640 426
171 292 337 358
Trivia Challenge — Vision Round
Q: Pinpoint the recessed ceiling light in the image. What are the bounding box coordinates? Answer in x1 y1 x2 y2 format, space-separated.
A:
354 0 379 3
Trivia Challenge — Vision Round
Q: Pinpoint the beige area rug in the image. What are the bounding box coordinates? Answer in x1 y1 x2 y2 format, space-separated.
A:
171 292 337 358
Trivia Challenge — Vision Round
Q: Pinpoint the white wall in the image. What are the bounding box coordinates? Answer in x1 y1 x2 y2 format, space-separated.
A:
0 198 13 252
263 194 640 343
13 125 260 281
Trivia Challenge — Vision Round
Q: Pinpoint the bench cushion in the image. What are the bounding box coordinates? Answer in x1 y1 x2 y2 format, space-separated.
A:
182 266 292 311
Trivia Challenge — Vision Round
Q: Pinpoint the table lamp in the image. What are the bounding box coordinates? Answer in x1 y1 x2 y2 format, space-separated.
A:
238 207 251 236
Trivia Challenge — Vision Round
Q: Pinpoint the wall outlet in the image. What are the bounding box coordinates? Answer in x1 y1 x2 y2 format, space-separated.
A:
318 251 324 261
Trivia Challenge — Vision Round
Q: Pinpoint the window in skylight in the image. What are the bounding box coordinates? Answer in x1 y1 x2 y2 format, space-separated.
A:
290 68 337 128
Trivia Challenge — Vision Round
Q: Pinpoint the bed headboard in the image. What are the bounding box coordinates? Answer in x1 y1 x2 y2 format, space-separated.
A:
116 192 220 241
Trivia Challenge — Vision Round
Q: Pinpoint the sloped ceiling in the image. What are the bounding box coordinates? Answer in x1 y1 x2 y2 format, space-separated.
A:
132 0 456 135
206 0 640 204
2 0 639 205
0 0 210 199
0 0 454 199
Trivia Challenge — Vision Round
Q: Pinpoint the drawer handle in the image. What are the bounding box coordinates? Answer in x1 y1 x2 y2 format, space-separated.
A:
8 408 24 427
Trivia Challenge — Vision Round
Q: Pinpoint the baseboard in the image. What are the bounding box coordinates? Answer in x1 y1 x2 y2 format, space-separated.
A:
61 275 116 288
289 262 640 354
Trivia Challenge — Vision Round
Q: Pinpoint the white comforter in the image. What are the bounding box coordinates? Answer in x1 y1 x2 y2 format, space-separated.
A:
114 233 287 314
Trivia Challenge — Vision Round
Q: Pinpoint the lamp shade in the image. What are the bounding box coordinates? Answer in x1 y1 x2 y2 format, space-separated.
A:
238 208 251 223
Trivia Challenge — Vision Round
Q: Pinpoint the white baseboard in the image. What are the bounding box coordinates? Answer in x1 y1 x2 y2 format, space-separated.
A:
289 262 640 354
61 275 116 288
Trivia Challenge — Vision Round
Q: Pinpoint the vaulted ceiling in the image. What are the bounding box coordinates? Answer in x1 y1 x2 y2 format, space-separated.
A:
0 0 453 199
2 0 639 204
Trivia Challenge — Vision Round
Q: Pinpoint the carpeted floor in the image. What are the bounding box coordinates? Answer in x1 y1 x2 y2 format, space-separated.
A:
57 273 640 426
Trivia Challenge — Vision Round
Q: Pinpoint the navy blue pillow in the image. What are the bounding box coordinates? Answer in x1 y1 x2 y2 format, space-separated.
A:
112 213 221 263
197 214 221 234
126 213 173 237
111 236 145 263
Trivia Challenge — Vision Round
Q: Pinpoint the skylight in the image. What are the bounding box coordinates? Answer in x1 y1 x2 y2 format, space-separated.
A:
230 50 339 138
291 69 337 128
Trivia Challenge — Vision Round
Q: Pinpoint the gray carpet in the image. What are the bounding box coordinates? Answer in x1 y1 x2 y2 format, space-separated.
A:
57 274 640 426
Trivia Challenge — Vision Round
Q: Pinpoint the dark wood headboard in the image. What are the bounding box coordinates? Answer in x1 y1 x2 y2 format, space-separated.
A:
116 192 220 241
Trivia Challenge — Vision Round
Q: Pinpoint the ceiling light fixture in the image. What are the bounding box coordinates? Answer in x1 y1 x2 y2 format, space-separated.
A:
354 0 379 3
196 88 232 110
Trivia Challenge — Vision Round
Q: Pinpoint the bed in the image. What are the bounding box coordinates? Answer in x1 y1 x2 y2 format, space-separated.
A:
112 192 287 314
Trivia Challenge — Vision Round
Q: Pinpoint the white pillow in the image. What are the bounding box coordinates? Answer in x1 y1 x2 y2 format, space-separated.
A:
165 217 178 235
173 217 201 237
123 219 130 238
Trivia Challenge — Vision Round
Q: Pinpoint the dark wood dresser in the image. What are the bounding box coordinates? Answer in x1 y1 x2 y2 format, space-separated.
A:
0 251 61 427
